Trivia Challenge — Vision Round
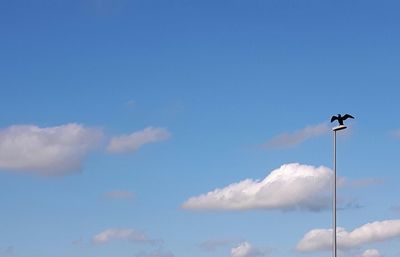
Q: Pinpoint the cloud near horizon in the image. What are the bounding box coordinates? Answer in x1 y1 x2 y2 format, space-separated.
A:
0 124 102 176
296 219 400 252
231 242 270 257
182 163 333 211
264 123 329 149
107 127 170 153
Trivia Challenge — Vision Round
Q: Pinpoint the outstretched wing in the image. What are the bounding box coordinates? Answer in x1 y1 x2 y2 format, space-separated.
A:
331 116 338 122
343 114 354 120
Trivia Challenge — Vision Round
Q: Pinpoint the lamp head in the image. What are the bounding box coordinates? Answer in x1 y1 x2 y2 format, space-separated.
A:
332 125 347 131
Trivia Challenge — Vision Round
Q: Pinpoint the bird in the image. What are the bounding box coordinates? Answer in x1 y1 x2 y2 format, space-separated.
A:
331 114 354 126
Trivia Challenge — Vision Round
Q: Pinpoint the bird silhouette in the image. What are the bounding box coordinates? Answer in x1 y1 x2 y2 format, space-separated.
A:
331 114 354 126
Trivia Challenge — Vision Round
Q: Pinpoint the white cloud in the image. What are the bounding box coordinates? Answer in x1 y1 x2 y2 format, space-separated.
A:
296 219 400 252
92 228 152 244
231 242 270 257
107 127 170 153
0 124 102 176
264 123 329 149
182 163 332 211
362 249 382 257
103 190 135 200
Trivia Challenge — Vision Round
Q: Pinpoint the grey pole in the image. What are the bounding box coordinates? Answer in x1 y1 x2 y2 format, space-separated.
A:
333 129 337 257
332 125 346 257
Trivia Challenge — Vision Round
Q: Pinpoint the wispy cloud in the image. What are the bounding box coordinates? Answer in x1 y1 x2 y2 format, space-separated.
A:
362 249 382 257
103 190 135 200
296 219 400 252
264 123 329 149
182 163 332 212
107 127 170 154
231 242 271 257
0 124 102 176
92 228 156 245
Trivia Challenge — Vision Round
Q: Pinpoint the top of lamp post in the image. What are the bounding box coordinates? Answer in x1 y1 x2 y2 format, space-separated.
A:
331 114 354 131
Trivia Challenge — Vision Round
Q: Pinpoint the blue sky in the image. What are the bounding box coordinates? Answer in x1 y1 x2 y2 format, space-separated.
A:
1 1 400 257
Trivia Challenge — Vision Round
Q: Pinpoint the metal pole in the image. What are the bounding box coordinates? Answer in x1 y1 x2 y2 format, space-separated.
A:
333 130 337 257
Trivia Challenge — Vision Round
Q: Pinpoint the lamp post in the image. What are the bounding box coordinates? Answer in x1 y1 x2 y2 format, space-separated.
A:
330 113 354 257
332 124 346 257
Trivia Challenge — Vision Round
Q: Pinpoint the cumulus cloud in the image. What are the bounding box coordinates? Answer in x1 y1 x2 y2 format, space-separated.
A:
230 242 270 257
182 163 332 211
103 190 135 200
296 219 400 252
0 124 102 176
107 127 170 153
264 123 329 149
362 249 382 257
92 228 154 244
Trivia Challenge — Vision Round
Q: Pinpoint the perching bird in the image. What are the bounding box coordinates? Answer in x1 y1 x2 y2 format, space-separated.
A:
331 114 354 126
